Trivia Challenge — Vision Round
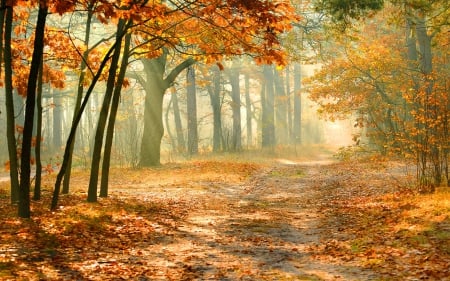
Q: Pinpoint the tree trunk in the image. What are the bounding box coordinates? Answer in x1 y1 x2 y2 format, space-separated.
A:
293 63 302 144
100 30 131 198
51 35 125 210
207 66 222 152
19 2 48 218
285 66 292 143
139 54 195 166
52 91 62 150
244 73 252 148
33 59 44 201
3 2 19 204
186 66 198 155
274 68 288 144
229 68 241 151
139 56 168 167
171 88 186 152
63 5 94 194
87 19 126 203
262 65 275 148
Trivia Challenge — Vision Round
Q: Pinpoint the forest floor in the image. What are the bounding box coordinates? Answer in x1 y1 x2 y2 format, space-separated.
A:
0 148 449 280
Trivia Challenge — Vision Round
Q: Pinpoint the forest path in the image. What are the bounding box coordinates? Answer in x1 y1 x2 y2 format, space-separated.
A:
120 157 382 280
3 153 418 280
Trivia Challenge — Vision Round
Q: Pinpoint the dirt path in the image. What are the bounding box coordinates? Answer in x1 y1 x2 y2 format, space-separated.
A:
4 156 422 280
110 160 381 280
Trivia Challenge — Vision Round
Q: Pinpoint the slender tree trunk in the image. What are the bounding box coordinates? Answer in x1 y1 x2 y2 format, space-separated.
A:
51 37 123 210
262 65 275 148
207 66 222 152
3 2 19 204
244 73 252 148
87 19 125 203
186 66 198 155
285 66 292 143
165 96 177 152
293 63 302 144
33 59 44 201
19 2 48 218
52 91 62 150
229 69 241 151
100 30 131 198
274 68 288 144
63 6 94 194
171 88 185 152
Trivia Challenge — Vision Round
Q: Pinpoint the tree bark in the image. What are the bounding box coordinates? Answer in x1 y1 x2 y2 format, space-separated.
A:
19 2 48 218
229 68 242 151
293 63 302 144
3 2 19 204
100 30 131 197
139 54 195 166
207 66 223 152
244 73 252 148
87 19 126 203
262 65 275 148
186 66 198 155
171 88 186 152
33 58 44 201
274 68 288 144
51 35 124 210
63 5 94 194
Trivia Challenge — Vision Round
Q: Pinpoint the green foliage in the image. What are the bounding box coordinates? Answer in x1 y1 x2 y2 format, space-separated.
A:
314 0 384 26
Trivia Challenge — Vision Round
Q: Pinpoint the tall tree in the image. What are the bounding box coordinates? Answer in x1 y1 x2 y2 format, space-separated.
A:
274 67 288 144
18 1 48 218
63 1 95 195
87 18 127 203
3 0 19 204
262 65 275 148
33 59 44 201
171 88 186 152
228 65 242 151
205 65 223 152
100 31 132 197
186 65 198 155
293 63 302 144
138 52 196 166
244 72 252 148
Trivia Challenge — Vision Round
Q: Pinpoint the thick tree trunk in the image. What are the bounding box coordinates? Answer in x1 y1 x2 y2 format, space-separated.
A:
87 19 125 203
139 55 195 166
3 2 19 204
186 66 198 155
140 87 165 166
19 2 48 218
139 56 168 167
100 31 131 197
229 69 241 151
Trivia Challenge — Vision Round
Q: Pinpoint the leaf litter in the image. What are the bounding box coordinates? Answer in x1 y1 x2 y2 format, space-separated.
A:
0 159 449 280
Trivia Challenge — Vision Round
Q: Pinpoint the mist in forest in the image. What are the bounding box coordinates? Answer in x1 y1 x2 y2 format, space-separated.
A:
0 62 355 169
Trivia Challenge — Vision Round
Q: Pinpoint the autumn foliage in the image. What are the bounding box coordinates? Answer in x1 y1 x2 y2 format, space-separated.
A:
306 3 449 189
